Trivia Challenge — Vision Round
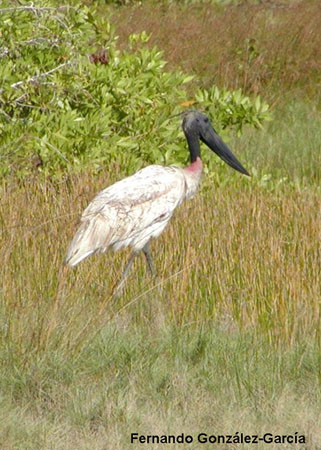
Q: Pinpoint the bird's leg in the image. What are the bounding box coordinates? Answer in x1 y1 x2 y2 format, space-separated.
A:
111 250 138 299
142 242 163 299
142 242 156 278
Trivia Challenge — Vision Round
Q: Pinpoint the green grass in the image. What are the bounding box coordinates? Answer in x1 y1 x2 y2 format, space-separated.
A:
235 99 321 185
0 326 320 449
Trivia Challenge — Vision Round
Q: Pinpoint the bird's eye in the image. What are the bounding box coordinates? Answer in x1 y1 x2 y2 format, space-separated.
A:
204 117 209 123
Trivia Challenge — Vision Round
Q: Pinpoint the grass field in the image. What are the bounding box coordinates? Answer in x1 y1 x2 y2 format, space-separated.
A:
1 0 321 448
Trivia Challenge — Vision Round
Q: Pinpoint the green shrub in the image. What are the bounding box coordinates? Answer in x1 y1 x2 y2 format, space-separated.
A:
0 2 270 178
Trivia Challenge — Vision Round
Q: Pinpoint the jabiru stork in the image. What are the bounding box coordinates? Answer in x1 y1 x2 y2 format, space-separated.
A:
65 111 249 295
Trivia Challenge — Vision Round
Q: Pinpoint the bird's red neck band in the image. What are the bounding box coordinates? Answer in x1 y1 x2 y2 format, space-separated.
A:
185 157 202 173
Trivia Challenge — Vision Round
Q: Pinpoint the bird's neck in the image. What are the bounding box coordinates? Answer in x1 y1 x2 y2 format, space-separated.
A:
186 134 201 163
183 157 203 200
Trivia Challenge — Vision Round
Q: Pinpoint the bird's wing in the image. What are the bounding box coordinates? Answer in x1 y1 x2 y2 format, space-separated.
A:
83 164 186 240
83 165 184 214
65 165 186 266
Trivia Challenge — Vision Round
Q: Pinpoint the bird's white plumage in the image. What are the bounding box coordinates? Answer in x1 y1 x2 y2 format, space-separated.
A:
65 164 201 267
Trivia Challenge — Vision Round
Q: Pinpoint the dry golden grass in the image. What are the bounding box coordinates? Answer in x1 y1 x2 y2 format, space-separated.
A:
1 169 320 353
0 170 320 449
112 0 321 101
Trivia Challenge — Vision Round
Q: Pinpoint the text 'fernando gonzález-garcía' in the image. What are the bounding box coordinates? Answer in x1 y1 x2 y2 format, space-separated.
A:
130 432 306 445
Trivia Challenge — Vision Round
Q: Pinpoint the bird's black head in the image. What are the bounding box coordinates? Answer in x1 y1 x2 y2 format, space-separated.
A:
182 110 211 136
182 110 250 176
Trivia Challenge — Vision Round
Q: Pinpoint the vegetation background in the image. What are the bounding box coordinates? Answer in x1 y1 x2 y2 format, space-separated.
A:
0 0 320 448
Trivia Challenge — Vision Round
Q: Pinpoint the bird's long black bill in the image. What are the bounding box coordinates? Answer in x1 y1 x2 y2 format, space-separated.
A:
201 128 250 176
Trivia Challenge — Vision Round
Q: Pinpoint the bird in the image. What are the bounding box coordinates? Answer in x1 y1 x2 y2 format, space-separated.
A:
65 110 249 295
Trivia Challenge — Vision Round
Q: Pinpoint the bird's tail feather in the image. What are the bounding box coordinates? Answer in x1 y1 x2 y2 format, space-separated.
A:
65 215 111 267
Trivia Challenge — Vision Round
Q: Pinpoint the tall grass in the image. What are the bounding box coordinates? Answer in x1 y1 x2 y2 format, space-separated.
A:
1 114 320 354
1 0 321 448
1 101 320 447
113 0 321 101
